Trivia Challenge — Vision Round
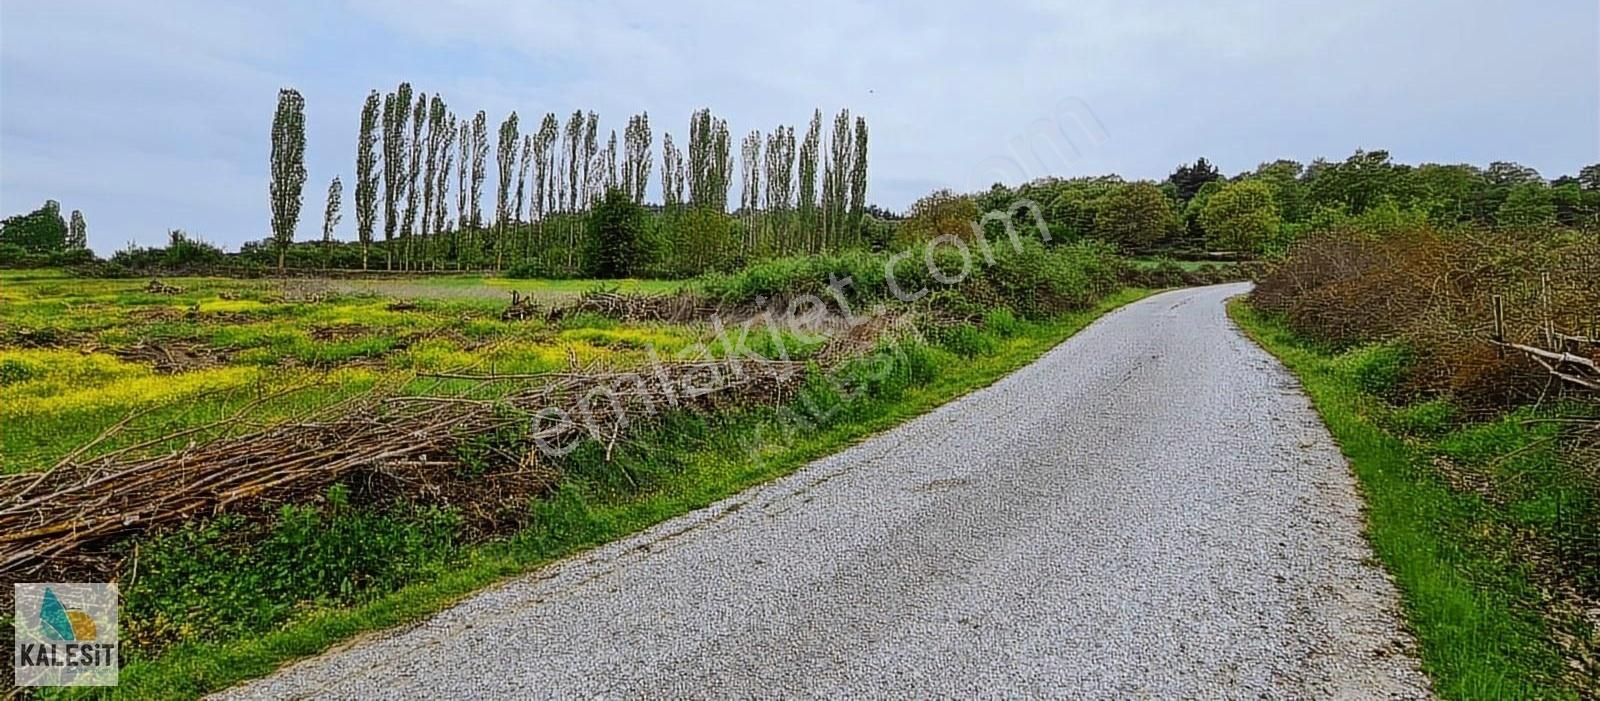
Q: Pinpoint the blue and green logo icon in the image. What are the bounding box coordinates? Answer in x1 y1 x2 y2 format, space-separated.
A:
39 587 99 641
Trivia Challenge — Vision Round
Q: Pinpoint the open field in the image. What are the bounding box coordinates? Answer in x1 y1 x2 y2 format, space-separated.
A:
0 271 693 474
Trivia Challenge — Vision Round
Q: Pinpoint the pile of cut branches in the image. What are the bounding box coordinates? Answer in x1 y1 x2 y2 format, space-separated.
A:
0 358 805 576
544 289 718 323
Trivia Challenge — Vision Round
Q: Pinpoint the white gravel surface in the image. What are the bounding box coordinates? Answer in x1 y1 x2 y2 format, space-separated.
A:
218 283 1433 700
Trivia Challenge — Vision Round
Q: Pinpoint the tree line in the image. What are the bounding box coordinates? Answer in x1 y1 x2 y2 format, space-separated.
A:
265 85 873 275
914 151 1600 257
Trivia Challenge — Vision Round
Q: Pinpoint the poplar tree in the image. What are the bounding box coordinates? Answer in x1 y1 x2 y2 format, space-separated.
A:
470 111 489 230
823 108 854 247
269 88 307 274
848 116 869 240
401 92 427 268
67 210 87 249
740 130 762 252
532 115 558 266
381 82 413 269
563 110 584 212
322 176 343 265
604 130 618 193
434 114 456 265
712 118 732 212
581 111 599 207
764 125 795 213
515 134 532 224
354 90 381 270
661 132 685 209
797 110 822 249
494 111 519 269
622 113 652 203
422 96 447 259
456 117 469 262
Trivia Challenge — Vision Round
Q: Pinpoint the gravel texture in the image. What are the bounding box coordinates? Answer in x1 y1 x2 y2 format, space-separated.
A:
219 283 1433 700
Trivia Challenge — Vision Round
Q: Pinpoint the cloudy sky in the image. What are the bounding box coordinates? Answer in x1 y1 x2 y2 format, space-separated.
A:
1 1 1595 252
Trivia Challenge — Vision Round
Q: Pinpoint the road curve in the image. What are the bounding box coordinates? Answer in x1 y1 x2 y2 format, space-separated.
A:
221 284 1432 700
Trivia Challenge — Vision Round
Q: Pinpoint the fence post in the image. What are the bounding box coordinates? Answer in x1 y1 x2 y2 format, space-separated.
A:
1492 294 1505 357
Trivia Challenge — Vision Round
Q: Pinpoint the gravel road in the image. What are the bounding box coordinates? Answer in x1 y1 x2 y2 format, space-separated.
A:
220 283 1433 699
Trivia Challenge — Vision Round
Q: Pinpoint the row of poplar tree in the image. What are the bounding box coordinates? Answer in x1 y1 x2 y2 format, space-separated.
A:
267 84 871 274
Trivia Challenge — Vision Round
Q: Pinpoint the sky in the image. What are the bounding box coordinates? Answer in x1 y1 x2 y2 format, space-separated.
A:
1 1 1596 253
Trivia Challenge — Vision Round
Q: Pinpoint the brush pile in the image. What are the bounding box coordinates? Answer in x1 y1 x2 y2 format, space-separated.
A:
0 358 805 576
544 289 718 323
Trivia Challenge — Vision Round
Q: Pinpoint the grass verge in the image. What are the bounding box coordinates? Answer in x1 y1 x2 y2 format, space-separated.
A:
87 288 1155 699
1229 300 1584 701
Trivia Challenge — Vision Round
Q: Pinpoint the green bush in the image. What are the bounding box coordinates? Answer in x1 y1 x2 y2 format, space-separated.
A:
934 323 997 358
1332 341 1412 397
122 487 460 650
1385 398 1460 438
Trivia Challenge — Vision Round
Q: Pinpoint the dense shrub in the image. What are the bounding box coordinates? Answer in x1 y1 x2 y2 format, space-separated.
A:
1251 226 1598 405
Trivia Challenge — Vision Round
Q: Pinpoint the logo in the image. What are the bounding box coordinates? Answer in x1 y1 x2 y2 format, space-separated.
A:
12 583 119 686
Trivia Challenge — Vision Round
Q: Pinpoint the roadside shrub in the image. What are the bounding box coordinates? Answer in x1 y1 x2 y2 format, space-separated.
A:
982 308 1021 337
934 323 997 358
1251 226 1598 405
122 492 461 651
1332 341 1412 398
1385 397 1461 438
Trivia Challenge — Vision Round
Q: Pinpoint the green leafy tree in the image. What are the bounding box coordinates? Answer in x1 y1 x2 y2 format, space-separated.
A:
1094 182 1179 251
584 187 649 278
898 189 979 244
0 200 68 253
354 90 381 270
322 176 343 244
1495 183 1556 227
400 92 427 268
1198 180 1280 253
269 88 308 273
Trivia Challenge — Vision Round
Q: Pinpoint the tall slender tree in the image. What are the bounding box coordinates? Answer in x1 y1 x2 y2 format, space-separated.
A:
532 115 558 268
604 130 618 192
823 108 854 246
401 92 427 268
622 113 652 203
322 176 343 265
797 110 822 249
661 132 685 209
434 114 456 265
515 134 532 223
455 117 469 263
269 88 308 273
422 95 447 264
847 116 869 240
741 129 762 251
563 110 584 212
494 111 519 269
582 111 599 207
381 82 413 269
354 90 381 270
66 210 87 249
469 110 488 230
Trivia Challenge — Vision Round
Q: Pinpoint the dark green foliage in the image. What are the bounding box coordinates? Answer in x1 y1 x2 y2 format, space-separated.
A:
584 187 649 278
0 199 68 253
122 485 460 649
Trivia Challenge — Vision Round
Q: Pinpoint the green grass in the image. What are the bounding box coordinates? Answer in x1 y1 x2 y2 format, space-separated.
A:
1229 300 1584 701
85 288 1155 700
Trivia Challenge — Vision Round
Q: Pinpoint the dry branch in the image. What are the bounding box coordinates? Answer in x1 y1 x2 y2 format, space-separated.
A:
0 358 805 575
